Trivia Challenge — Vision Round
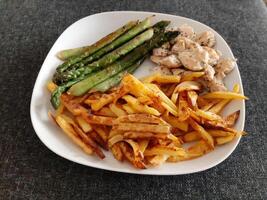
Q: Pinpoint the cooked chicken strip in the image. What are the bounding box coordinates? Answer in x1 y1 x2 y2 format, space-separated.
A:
151 55 182 68
203 46 221 66
195 31 216 47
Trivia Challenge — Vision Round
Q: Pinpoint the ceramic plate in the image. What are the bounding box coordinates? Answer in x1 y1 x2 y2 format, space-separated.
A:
30 11 245 175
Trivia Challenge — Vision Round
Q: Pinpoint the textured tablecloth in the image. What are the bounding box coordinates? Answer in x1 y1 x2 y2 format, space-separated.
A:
0 0 266 199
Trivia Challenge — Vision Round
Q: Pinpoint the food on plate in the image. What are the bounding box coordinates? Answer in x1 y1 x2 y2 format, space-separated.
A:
47 19 247 169
151 24 237 92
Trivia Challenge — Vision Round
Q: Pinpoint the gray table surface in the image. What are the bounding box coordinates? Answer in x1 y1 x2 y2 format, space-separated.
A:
0 0 267 199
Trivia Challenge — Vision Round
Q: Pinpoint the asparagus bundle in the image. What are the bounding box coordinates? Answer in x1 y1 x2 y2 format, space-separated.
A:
55 28 154 84
55 17 151 74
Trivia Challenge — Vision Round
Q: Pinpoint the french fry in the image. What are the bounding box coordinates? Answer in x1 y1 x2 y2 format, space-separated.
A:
188 118 214 148
165 84 177 97
55 103 64 117
110 143 123 161
81 113 115 126
122 104 136 114
177 95 190 121
142 72 181 84
61 94 87 116
187 91 198 108
119 142 146 169
145 83 178 116
148 155 169 166
93 125 109 142
108 134 124 147
144 146 187 157
113 123 171 134
162 113 189 132
182 131 201 142
47 81 57 93
224 110 240 127
187 140 211 158
55 115 93 155
76 116 92 133
173 81 201 93
122 95 160 116
123 131 168 140
180 72 205 82
93 107 116 117
137 96 154 105
215 134 236 145
139 139 149 153
171 92 179 104
201 91 248 100
207 129 233 137
109 103 127 116
195 109 223 121
115 114 166 125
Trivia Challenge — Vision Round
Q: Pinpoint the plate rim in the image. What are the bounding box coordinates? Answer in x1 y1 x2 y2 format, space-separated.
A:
30 10 245 175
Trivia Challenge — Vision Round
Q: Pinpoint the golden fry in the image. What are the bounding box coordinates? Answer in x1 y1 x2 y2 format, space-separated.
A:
110 143 123 161
47 81 57 93
188 118 214 148
93 107 116 117
201 91 248 100
81 113 115 126
144 146 187 157
115 114 166 125
224 110 240 127
216 134 236 145
182 131 201 142
113 122 171 134
162 113 189 132
180 71 205 82
109 103 127 117
76 116 92 133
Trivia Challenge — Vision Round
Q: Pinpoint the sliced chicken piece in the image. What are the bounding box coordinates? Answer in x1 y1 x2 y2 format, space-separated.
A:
178 46 209 71
195 31 216 47
215 58 235 74
203 64 215 81
172 36 199 54
178 24 196 39
150 55 182 68
208 79 227 92
203 46 221 66
171 68 186 76
153 47 169 57
153 66 172 75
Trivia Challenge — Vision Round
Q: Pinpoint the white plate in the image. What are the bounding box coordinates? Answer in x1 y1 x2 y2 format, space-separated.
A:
30 11 245 175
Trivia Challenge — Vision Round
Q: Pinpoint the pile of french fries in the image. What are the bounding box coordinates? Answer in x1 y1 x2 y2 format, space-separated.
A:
47 72 247 169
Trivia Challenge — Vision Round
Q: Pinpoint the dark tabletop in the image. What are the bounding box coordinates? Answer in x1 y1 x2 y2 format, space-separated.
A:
0 0 267 199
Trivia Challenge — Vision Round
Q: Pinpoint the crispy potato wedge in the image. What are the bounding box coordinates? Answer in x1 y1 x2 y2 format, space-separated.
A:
113 122 171 134
189 118 214 148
